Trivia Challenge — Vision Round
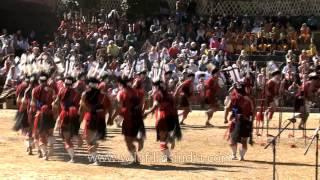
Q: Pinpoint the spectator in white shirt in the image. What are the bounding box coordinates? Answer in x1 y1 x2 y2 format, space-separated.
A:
148 46 159 63
188 59 198 73
282 59 296 75
214 50 225 66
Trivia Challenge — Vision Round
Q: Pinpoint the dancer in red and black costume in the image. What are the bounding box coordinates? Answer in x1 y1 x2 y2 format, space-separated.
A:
175 72 195 125
114 77 145 165
51 75 65 120
163 71 173 90
98 73 110 94
242 73 255 99
79 77 113 165
31 72 56 160
265 70 281 133
132 76 146 111
204 67 220 126
14 76 30 133
255 69 268 136
13 75 37 155
144 80 182 162
48 75 63 95
294 72 320 129
53 76 81 163
74 72 87 94
55 75 65 92
224 83 254 161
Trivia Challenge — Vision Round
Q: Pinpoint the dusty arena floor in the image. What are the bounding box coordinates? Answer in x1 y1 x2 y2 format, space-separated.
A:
1 110 320 180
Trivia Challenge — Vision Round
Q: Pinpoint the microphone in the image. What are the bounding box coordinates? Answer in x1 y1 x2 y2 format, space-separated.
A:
304 127 320 155
312 127 320 136
287 118 296 123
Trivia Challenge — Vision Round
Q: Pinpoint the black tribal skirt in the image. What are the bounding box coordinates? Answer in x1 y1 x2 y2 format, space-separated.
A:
179 94 190 108
13 110 29 131
231 116 252 143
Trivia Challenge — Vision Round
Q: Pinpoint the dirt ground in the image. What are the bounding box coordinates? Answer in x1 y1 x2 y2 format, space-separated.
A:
0 110 320 180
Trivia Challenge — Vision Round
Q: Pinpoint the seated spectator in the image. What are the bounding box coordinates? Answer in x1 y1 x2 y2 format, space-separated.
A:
114 30 124 46
249 34 257 53
148 46 159 63
169 42 180 59
188 59 198 73
160 47 170 61
268 33 278 52
298 60 310 76
209 35 220 49
299 23 311 43
282 59 296 75
312 51 320 66
219 38 226 52
277 33 289 51
199 43 208 56
256 32 268 52
198 55 208 71
214 50 225 67
189 42 198 60
287 26 298 50
307 40 318 57
106 40 120 58
0 29 14 55
299 50 308 65
126 31 137 46
286 50 297 63
196 24 206 43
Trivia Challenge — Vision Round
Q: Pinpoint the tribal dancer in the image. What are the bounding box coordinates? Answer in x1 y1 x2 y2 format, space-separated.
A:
31 72 56 160
265 70 281 135
53 76 81 163
74 72 87 94
98 73 110 94
79 77 113 165
13 76 29 133
163 71 173 89
224 83 254 160
51 75 64 120
115 77 145 165
294 72 320 129
175 72 195 125
255 68 267 136
204 67 220 126
132 76 146 111
13 75 37 155
144 80 182 162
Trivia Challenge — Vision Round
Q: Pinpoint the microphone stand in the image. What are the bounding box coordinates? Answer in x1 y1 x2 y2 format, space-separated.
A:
304 127 320 180
278 96 283 143
265 118 296 180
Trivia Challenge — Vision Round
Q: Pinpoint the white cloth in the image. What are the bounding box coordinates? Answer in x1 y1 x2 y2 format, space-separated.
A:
4 66 20 88
189 63 198 73
135 59 145 73
0 35 13 49
148 52 159 63
149 62 161 79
